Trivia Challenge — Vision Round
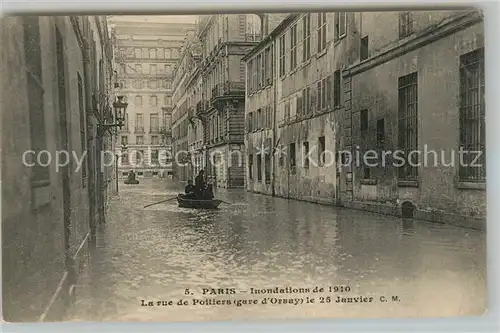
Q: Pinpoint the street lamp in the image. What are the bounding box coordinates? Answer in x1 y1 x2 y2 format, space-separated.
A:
97 95 128 136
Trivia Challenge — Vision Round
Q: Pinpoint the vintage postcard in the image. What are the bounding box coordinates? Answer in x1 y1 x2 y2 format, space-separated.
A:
2 10 486 323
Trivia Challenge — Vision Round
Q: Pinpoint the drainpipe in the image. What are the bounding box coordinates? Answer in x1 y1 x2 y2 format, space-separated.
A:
271 39 277 197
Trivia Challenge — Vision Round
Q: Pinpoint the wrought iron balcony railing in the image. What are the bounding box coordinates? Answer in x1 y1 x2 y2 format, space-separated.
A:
211 81 245 100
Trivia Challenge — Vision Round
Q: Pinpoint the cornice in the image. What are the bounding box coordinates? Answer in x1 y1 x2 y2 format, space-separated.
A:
345 11 483 77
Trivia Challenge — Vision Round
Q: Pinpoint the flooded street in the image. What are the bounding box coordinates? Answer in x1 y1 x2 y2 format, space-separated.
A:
66 179 486 322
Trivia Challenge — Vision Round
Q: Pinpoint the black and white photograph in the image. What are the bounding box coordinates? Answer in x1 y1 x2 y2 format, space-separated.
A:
2 10 487 323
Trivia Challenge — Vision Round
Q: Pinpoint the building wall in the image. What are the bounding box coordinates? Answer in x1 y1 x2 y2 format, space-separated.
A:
2 15 111 321
243 10 485 229
345 10 485 229
245 13 354 203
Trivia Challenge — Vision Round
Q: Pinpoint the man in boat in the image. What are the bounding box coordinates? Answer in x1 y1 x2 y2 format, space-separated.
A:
184 179 196 199
194 170 205 199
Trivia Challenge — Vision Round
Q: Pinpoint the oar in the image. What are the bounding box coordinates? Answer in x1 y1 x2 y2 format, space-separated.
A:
219 200 233 205
144 197 177 208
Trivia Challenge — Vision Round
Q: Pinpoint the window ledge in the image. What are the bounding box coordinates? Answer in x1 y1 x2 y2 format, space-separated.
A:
397 180 419 188
360 179 377 185
316 49 327 59
457 182 486 190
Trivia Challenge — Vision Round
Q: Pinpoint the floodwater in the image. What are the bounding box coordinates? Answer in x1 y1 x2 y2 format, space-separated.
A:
65 179 486 322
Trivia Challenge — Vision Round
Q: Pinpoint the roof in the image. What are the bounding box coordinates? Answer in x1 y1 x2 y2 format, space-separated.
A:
242 13 301 61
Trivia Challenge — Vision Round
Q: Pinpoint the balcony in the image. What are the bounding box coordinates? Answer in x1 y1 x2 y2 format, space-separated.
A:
196 100 212 116
134 127 145 134
149 127 160 134
211 81 245 100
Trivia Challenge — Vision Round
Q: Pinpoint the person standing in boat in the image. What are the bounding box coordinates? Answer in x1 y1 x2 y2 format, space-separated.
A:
194 169 205 199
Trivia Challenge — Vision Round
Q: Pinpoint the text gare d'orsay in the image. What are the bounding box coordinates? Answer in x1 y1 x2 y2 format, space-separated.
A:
140 285 402 307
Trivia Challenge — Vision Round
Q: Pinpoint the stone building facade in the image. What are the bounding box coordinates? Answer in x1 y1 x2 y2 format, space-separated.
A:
2 15 115 321
342 10 485 229
244 13 353 204
244 10 485 230
171 30 202 181
109 16 196 179
194 14 261 188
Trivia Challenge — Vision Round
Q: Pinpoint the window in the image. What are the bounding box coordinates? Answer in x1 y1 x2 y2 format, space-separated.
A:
252 57 258 91
150 64 157 74
165 49 171 58
257 155 262 182
264 153 271 183
248 154 253 179
265 47 273 84
290 24 298 70
24 17 49 186
135 64 142 73
133 80 142 89
150 113 159 132
257 108 262 130
135 113 144 132
317 78 327 110
279 35 286 77
303 141 310 168
376 119 385 146
459 48 485 182
135 95 142 105
360 35 369 61
284 101 290 121
149 80 157 89
334 70 341 106
334 12 347 41
317 13 327 53
121 153 129 165
318 136 325 166
398 72 418 181
134 48 142 58
121 136 128 145
150 95 157 106
399 12 413 38
289 142 296 174
151 150 159 163
248 112 253 132
247 59 253 94
164 95 172 106
302 14 311 62
302 87 311 115
77 73 87 184
149 48 157 59
136 135 144 144
136 150 144 164
360 109 368 132
256 54 263 89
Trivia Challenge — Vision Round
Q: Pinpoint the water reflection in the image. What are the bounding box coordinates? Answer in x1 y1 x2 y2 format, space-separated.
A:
66 179 486 322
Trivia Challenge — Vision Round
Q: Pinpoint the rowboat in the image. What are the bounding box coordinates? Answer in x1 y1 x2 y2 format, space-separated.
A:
177 194 222 209
124 179 139 185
